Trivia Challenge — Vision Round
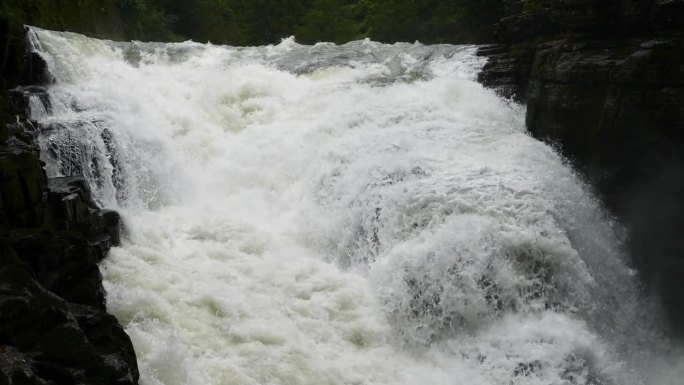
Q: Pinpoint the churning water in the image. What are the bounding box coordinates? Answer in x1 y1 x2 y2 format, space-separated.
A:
28 27 684 385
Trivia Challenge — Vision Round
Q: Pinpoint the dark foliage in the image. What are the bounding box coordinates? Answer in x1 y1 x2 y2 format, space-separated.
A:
115 0 504 44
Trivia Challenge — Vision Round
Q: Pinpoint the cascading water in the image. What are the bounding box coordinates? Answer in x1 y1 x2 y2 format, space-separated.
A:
27 27 683 385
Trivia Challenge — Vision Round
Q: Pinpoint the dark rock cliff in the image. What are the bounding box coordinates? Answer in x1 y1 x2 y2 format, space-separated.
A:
1 3 139 384
479 0 684 333
0 83 139 384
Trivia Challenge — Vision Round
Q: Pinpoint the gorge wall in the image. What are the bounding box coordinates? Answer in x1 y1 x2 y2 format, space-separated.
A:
1 2 139 384
0 66 139 385
479 0 684 333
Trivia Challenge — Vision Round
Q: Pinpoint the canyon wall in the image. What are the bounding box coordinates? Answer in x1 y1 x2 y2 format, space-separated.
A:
1 3 139 383
479 0 684 333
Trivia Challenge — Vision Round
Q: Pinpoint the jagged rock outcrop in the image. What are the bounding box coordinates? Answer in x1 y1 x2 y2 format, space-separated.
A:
479 0 684 99
46 177 122 261
1 90 48 230
1 4 142 383
0 64 138 383
0 234 137 385
479 0 684 333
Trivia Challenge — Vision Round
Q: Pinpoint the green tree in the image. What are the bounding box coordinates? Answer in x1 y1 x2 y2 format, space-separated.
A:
118 0 504 45
117 0 175 40
295 0 363 44
358 0 420 42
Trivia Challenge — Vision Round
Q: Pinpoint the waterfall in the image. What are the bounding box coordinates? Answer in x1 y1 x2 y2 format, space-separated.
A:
28 27 682 385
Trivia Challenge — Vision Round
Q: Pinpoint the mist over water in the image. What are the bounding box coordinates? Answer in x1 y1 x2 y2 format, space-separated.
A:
29 27 683 385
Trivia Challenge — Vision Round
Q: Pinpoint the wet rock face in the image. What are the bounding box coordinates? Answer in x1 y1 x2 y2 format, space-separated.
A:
526 37 684 171
46 177 122 261
1 82 137 383
0 93 45 229
479 0 684 100
521 33 684 334
0 239 138 385
479 0 684 334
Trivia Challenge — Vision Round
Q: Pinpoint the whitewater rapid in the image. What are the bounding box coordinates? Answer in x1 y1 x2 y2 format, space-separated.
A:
28 27 682 385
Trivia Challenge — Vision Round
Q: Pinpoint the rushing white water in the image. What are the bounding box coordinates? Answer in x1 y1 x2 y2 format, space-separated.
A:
29 27 682 385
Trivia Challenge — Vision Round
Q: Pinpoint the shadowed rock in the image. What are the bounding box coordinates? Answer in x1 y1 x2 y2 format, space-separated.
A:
1 73 137 383
478 0 684 334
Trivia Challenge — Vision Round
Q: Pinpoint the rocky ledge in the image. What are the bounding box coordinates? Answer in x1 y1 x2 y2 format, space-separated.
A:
1 75 138 383
479 0 684 333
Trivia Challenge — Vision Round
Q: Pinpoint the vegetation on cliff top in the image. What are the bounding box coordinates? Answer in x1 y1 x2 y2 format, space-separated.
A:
1 0 503 45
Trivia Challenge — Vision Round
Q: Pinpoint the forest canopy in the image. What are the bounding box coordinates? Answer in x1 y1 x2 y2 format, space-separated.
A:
117 0 504 45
